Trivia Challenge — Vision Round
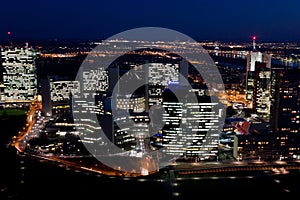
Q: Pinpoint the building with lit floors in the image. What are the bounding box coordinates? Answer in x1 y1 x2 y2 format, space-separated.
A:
0 83 4 100
50 80 80 105
73 67 109 146
245 36 272 120
0 44 39 101
237 67 300 161
271 67 300 159
156 85 222 161
252 62 272 120
111 94 149 152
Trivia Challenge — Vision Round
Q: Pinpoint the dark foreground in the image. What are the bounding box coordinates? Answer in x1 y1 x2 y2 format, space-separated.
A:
2 149 300 200
1 116 300 200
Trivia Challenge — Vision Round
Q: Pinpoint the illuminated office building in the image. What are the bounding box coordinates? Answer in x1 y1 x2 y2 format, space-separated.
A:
252 63 272 119
50 80 80 103
113 94 148 152
116 94 146 113
74 67 109 116
148 85 165 107
147 63 179 86
161 100 184 155
184 99 221 158
147 63 179 107
160 87 222 159
73 67 109 145
246 37 272 119
271 68 300 159
0 83 4 101
113 111 136 151
1 45 39 101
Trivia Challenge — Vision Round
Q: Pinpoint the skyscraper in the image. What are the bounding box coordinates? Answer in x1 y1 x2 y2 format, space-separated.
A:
160 86 222 160
0 44 39 101
252 62 272 119
271 67 300 159
245 36 272 119
50 80 80 104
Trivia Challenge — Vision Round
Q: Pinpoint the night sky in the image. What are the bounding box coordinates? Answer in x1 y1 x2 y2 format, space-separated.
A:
1 0 300 42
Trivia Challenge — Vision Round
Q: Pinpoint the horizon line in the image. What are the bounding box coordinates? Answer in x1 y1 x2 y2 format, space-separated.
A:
1 37 300 45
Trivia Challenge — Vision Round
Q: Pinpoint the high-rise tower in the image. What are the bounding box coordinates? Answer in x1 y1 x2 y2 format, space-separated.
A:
271 67 300 159
246 36 272 120
1 44 39 101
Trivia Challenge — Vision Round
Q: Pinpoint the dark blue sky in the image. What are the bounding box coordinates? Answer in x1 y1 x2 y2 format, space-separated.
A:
1 0 300 42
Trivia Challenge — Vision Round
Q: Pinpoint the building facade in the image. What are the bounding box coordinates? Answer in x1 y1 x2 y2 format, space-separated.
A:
1 45 39 101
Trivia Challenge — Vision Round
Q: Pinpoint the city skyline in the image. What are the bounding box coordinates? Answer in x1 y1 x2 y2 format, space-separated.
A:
2 1 300 198
1 0 300 42
1 29 300 199
1 34 299 166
